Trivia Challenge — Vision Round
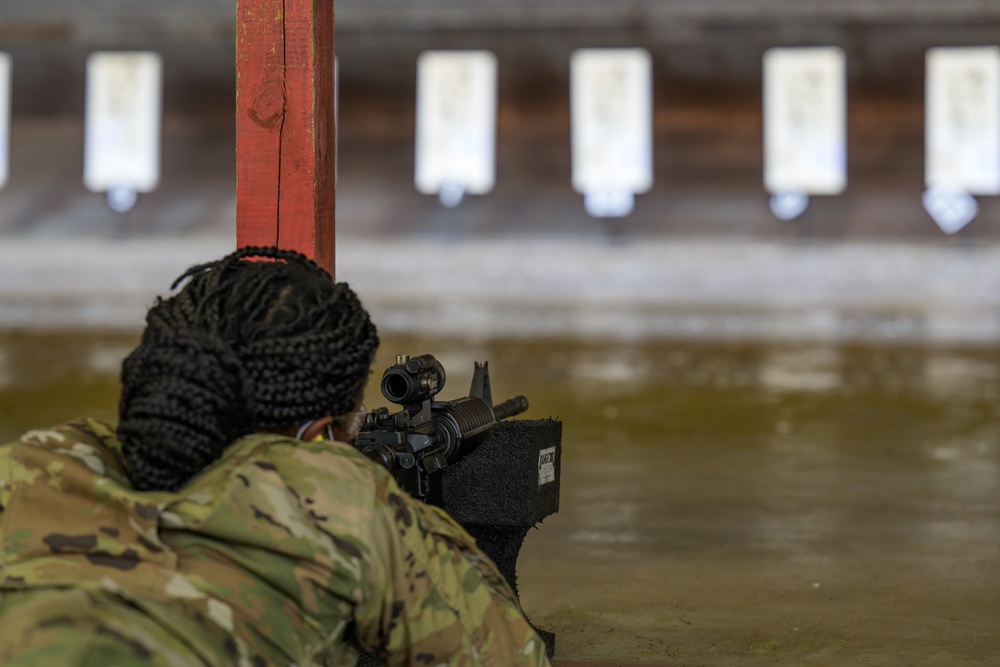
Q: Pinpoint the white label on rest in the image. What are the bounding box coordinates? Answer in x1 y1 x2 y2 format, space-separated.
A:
84 51 163 193
414 50 497 198
764 47 847 196
926 47 1000 195
571 48 653 202
538 447 556 487
0 53 11 190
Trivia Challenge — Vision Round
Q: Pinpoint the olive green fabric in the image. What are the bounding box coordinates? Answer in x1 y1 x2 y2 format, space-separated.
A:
0 419 551 667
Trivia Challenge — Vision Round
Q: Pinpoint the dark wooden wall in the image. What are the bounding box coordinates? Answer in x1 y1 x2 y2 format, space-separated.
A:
2 1 998 241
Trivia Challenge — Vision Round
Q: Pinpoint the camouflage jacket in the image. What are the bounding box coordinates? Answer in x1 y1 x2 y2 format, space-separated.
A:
0 418 552 667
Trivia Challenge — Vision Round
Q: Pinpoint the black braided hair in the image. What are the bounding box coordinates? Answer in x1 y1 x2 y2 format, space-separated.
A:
119 246 379 491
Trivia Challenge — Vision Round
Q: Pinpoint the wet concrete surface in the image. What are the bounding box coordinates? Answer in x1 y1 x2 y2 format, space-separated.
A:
2 330 998 665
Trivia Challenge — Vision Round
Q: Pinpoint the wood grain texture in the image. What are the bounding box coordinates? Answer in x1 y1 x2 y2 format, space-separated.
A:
236 0 336 276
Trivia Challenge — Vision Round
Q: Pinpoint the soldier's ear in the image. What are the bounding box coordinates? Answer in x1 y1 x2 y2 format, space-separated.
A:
294 416 335 441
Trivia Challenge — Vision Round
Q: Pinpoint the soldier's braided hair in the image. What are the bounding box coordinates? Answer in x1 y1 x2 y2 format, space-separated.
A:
119 246 379 492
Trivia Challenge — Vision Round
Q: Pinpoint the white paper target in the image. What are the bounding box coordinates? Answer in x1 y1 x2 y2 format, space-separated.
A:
764 47 847 196
414 50 498 201
571 48 653 204
0 53 11 190
84 52 163 193
925 47 1000 195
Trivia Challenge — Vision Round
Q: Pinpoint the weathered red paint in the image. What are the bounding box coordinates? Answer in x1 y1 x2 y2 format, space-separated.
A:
236 0 336 276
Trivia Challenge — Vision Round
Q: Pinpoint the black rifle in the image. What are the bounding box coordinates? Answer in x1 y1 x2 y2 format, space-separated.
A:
352 353 529 504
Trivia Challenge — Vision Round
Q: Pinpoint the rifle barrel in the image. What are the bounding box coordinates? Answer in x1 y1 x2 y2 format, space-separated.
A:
492 395 529 420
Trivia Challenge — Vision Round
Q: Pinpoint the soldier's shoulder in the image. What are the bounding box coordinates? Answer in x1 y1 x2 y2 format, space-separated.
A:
229 433 396 499
10 418 118 447
197 434 397 549
238 434 377 472
3 418 129 483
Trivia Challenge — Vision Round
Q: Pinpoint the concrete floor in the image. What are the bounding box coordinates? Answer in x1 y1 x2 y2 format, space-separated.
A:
1 331 998 665
499 337 1000 666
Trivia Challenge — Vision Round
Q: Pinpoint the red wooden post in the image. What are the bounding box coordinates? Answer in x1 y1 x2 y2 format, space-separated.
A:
236 0 336 276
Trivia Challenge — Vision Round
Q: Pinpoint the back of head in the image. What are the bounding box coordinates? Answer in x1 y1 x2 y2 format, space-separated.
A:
119 246 379 492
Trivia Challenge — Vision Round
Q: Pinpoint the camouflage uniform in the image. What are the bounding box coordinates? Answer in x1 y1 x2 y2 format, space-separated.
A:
0 418 552 667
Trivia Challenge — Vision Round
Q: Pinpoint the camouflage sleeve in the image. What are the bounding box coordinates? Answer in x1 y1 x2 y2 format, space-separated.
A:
354 474 551 667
